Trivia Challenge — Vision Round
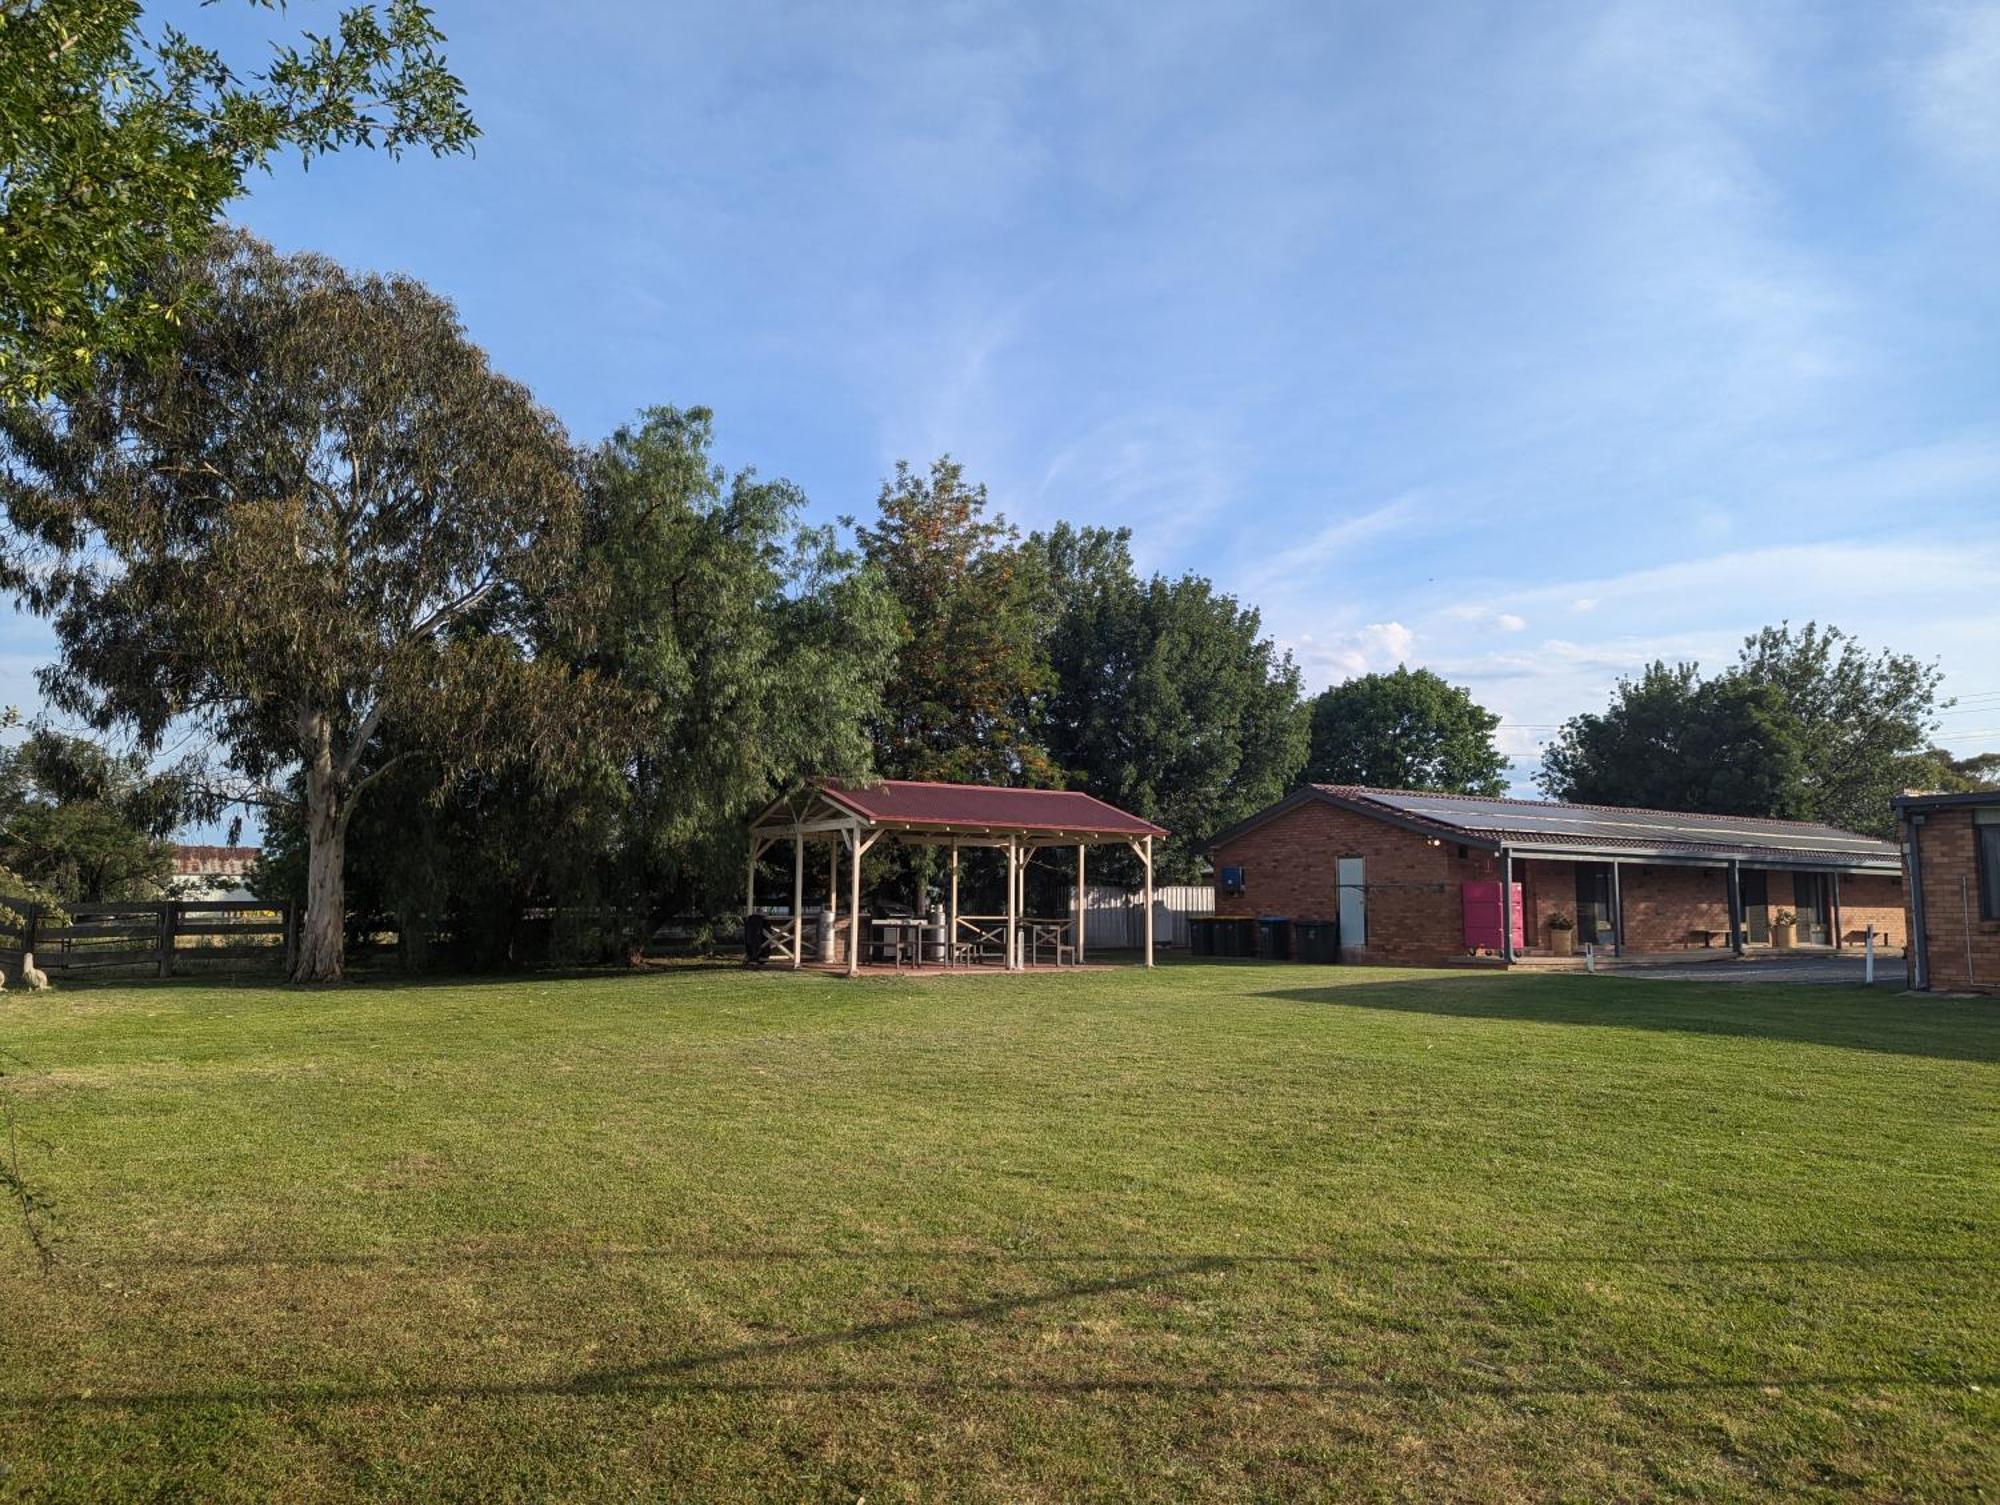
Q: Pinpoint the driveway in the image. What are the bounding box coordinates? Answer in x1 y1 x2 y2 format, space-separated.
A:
1620 953 1907 988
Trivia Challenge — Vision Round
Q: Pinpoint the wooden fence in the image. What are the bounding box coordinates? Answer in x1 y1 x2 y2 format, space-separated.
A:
0 897 295 979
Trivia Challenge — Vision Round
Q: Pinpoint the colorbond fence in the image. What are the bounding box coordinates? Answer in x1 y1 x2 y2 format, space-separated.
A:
0 897 295 979
1070 883 1214 951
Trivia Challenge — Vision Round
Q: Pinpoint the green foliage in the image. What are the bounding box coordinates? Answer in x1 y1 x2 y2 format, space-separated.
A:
0 727 187 901
1305 665 1507 795
255 406 899 963
1734 622 1945 836
1035 523 1307 880
0 232 599 978
0 0 474 402
1537 660 1807 817
1910 747 2000 794
1544 623 1946 837
856 457 1055 786
577 407 897 947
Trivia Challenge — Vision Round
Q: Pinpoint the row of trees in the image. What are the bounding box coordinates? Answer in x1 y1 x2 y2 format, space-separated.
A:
0 7 1984 979
0 234 1318 976
0 242 1980 979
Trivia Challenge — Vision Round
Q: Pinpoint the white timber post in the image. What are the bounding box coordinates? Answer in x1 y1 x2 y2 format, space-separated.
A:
1142 835 1155 968
1076 843 1087 966
847 823 864 978
791 828 804 970
1006 836 1020 971
948 842 960 961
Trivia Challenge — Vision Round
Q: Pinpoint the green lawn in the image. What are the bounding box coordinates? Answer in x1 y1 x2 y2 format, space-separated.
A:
0 963 1995 1502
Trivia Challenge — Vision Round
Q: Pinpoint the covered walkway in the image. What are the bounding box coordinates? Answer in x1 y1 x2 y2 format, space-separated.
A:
747 779 1168 975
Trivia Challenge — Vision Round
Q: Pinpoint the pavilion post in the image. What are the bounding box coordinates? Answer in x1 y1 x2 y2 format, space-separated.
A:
948 843 960 961
1076 843 1087 965
847 824 864 977
825 841 838 962
1006 836 1020 971
1141 835 1155 968
745 835 759 916
791 829 804 970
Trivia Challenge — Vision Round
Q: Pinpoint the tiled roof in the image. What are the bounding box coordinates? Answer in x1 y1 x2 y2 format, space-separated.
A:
818 779 1167 838
1216 786 1899 870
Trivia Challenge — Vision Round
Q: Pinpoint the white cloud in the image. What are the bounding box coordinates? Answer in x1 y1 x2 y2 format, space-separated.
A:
1442 604 1529 632
1235 494 1423 597
1910 1 2000 186
1289 621 1417 684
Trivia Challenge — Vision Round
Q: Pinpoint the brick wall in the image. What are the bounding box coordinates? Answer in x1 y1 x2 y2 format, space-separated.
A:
1216 794 1909 968
1214 800 1463 964
1833 873 1904 951
1907 808 2000 995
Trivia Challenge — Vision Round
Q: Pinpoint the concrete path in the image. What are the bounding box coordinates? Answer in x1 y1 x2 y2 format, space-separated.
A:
1617 953 1907 988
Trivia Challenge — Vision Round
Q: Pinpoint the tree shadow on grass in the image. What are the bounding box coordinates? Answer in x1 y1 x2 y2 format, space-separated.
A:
1250 973 2000 1064
9 1251 1996 1412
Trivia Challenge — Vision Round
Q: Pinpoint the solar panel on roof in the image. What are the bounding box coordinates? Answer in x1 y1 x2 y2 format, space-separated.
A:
1339 788 1897 860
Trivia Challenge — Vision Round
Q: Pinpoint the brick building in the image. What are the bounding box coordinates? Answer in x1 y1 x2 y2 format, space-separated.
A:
1208 786 1903 967
1894 791 2000 995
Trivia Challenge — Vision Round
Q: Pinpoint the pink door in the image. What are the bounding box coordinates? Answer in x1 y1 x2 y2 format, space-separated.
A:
1462 881 1524 952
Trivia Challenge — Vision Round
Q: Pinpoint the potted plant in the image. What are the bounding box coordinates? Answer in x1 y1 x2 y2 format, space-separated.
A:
1547 911 1575 957
1771 908 1797 950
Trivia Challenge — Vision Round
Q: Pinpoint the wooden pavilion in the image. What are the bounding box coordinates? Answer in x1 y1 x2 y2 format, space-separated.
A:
747 779 1168 974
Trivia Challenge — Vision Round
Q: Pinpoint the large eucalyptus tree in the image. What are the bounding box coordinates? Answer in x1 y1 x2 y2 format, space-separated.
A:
0 233 594 980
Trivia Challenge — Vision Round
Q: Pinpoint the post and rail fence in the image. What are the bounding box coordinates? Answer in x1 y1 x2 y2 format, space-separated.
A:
0 896 296 981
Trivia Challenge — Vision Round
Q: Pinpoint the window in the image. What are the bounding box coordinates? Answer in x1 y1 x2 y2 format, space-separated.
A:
1337 857 1366 948
1977 809 2000 921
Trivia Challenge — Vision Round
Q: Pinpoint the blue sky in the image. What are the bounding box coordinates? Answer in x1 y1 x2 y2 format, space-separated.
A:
10 0 2000 824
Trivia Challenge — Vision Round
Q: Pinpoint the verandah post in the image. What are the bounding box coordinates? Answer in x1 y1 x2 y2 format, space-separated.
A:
1609 860 1623 958
1727 860 1744 955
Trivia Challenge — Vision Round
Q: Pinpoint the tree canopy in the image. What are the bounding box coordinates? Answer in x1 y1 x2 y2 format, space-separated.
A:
1035 523 1306 880
856 457 1053 786
1536 660 1806 816
0 232 600 978
577 407 898 949
1734 622 1945 835
0 728 187 902
1305 666 1507 795
0 0 474 402
1538 623 1942 834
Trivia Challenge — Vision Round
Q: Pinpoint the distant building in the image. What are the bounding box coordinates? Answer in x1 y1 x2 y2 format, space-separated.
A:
172 845 262 901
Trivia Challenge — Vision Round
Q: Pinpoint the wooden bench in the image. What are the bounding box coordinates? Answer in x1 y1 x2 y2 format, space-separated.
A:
1843 928 1893 949
1686 928 1731 949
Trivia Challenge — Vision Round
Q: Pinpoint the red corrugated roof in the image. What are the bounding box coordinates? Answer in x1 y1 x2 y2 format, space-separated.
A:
819 779 1167 838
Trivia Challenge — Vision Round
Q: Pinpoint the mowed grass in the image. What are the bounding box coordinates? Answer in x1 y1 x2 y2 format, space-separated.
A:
0 963 1995 1502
